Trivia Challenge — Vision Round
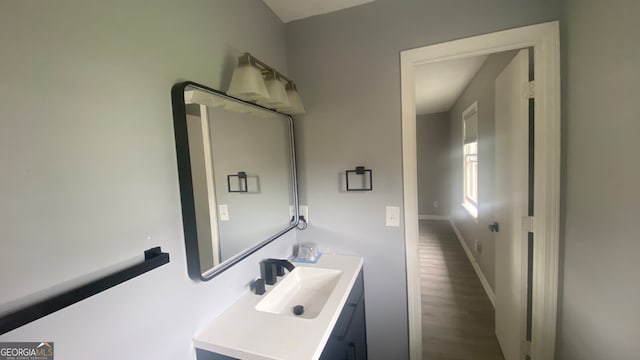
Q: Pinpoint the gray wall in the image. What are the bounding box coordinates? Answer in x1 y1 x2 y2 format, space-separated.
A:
449 51 517 291
6 0 636 359
416 112 451 216
0 1 296 359
285 0 560 357
558 0 640 358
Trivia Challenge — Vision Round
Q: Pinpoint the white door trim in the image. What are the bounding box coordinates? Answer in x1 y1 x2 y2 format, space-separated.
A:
400 21 560 360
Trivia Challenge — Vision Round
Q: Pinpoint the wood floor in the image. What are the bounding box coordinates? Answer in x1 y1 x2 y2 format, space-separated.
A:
419 220 504 360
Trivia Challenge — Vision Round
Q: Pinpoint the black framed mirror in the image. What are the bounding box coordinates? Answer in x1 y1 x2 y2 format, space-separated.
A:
171 81 300 280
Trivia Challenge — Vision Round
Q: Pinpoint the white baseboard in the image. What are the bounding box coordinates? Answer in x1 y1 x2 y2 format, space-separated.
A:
419 214 451 221
448 219 496 307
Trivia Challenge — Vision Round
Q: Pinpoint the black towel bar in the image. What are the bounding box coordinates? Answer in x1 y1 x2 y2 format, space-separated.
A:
0 246 170 335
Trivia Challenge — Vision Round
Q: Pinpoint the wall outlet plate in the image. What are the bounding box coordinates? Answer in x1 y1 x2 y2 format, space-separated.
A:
289 205 309 222
299 205 309 222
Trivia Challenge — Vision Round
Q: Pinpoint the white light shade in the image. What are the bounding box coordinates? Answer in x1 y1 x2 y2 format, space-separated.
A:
277 86 305 115
256 76 291 109
184 89 225 108
227 64 269 102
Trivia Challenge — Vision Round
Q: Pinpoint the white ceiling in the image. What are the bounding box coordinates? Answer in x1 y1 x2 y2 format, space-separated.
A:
414 55 488 115
262 0 377 23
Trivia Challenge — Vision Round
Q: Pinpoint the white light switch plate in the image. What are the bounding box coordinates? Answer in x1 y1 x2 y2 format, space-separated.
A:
385 206 400 227
219 204 230 221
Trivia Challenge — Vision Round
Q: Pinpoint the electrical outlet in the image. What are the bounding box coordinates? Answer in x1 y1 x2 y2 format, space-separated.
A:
385 206 400 227
300 205 309 222
289 205 308 222
433 201 438 208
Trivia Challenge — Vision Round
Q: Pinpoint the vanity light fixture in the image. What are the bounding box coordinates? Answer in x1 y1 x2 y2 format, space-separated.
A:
227 55 270 102
257 70 291 109
227 52 305 115
277 83 306 115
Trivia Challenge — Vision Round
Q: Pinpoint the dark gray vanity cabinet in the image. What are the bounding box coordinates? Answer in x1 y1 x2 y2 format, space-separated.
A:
320 269 367 360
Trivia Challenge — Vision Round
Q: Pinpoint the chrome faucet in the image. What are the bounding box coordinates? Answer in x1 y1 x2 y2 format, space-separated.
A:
261 258 295 285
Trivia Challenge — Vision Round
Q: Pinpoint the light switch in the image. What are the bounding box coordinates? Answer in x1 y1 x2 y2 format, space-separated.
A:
385 206 400 227
219 204 230 221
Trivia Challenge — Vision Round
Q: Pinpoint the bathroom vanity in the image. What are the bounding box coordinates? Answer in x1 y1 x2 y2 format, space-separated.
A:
171 83 367 359
194 254 367 360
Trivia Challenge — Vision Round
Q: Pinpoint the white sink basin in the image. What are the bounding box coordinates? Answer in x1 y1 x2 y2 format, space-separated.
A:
255 267 343 319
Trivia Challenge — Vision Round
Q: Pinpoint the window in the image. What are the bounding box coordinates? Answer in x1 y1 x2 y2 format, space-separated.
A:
462 102 478 218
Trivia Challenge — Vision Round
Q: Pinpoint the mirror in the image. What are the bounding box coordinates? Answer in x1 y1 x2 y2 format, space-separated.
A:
171 81 300 280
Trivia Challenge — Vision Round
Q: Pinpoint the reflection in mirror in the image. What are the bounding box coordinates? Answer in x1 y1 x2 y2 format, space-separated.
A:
171 82 299 280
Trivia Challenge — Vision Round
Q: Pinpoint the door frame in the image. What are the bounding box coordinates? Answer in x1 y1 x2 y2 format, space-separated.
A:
400 21 560 360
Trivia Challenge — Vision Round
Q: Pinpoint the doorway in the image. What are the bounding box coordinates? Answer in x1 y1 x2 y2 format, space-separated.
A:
400 22 561 360
415 48 525 359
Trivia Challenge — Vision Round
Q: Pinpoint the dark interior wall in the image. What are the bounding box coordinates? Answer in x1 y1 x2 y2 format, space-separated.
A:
416 112 451 216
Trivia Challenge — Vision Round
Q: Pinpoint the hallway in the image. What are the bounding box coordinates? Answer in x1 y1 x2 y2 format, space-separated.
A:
419 220 504 360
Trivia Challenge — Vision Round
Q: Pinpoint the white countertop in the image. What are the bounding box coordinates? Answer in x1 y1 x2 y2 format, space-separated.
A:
193 254 364 360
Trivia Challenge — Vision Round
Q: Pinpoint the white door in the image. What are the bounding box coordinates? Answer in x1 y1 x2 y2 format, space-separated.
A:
494 49 530 360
